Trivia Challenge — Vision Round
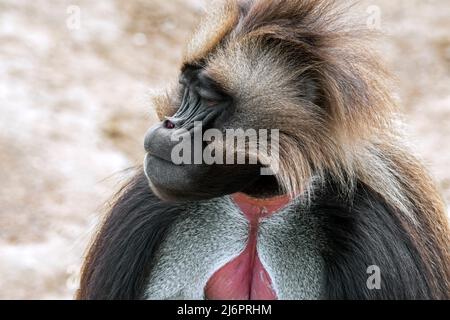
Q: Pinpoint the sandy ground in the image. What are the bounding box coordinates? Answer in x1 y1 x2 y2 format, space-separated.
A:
0 0 449 299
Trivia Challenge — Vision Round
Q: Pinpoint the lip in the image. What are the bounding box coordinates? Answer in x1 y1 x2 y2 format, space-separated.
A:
145 150 181 166
144 152 200 169
144 153 206 190
143 153 177 178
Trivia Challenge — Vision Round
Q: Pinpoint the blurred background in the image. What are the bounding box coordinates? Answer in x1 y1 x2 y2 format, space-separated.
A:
0 0 449 299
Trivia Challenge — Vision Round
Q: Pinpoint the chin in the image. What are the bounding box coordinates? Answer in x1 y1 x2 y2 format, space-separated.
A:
143 154 198 202
143 153 262 202
144 153 223 202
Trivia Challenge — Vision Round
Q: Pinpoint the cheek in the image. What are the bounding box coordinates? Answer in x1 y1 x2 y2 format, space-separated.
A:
224 103 294 131
221 112 263 131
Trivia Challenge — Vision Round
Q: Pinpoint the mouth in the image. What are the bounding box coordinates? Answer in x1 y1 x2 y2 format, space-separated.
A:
145 148 183 165
143 153 265 202
143 153 211 201
145 153 190 184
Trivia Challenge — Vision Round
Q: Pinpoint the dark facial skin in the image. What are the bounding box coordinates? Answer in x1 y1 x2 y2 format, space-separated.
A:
144 66 272 202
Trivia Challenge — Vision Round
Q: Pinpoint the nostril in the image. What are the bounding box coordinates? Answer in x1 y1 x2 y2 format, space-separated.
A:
163 119 175 129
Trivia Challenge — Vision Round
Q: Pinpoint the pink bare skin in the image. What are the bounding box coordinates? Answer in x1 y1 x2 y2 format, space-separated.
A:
205 193 292 300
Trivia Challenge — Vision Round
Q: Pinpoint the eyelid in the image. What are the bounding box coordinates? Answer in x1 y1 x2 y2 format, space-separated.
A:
196 87 223 102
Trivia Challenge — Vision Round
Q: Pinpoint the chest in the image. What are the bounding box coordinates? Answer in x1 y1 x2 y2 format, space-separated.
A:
145 195 324 300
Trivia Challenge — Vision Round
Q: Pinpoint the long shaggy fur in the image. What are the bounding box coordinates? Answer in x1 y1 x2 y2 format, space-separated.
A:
183 0 450 294
77 172 184 299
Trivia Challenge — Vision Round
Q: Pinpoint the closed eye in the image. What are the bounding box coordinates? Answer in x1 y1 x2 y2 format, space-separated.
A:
178 67 232 107
196 87 222 106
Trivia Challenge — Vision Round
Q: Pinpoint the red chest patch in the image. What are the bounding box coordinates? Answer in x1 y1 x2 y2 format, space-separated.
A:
204 193 292 300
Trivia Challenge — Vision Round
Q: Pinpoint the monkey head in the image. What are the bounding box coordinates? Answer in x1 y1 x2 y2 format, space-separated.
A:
144 0 393 202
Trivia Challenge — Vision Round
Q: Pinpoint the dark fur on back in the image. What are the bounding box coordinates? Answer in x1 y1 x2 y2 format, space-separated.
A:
318 182 446 299
77 170 183 299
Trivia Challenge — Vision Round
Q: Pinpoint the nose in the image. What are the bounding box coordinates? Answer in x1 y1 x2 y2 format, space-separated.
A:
144 123 172 155
144 121 189 163
163 119 176 129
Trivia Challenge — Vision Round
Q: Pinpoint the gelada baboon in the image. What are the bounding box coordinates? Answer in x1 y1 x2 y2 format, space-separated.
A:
78 0 450 300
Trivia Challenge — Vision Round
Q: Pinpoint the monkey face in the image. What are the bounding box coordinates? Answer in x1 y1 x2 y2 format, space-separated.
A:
144 66 264 202
143 21 320 202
